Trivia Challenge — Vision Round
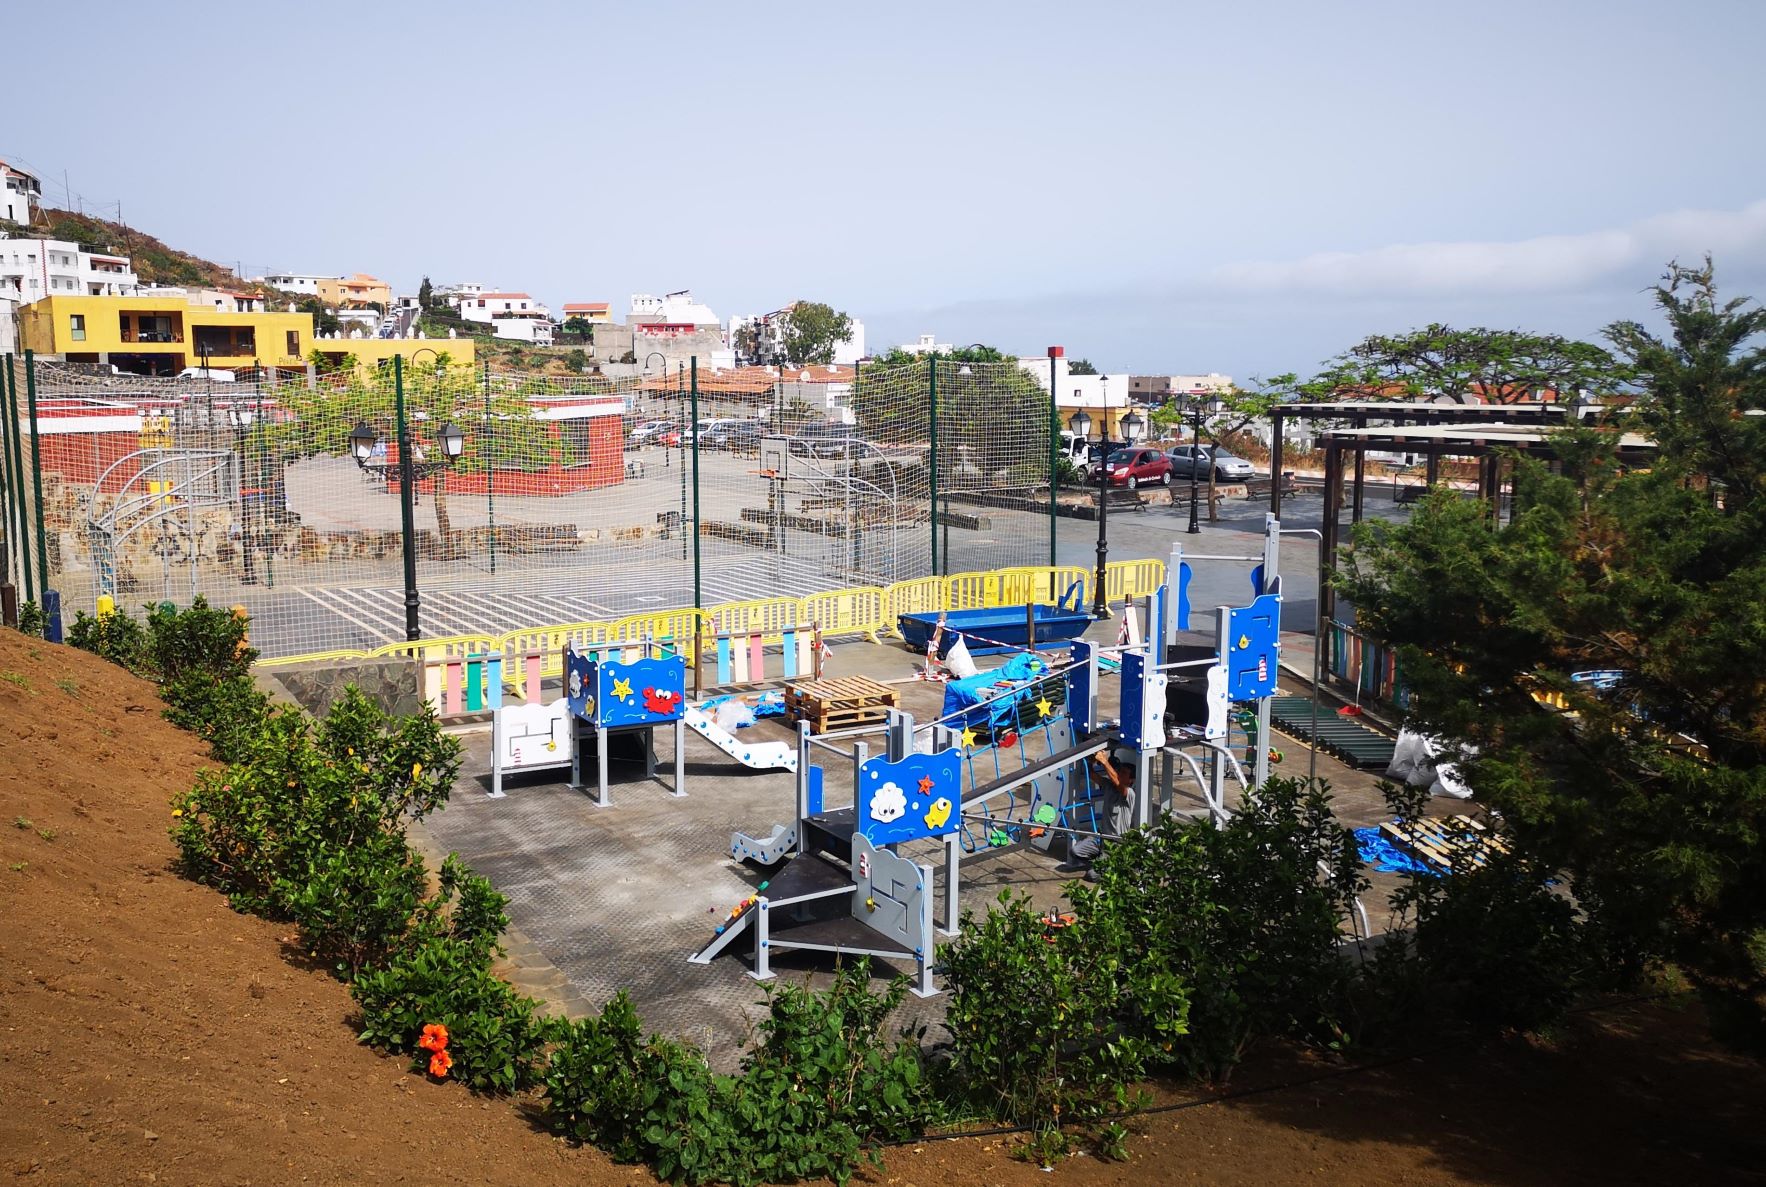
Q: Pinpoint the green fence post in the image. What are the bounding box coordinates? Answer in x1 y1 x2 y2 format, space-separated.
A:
928 353 939 577
0 355 17 601
5 357 32 605
24 351 49 600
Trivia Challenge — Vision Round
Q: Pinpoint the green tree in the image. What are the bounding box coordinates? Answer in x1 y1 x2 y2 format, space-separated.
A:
418 276 433 310
1310 324 1626 403
564 348 588 373
1339 259 1766 1053
1067 358 1098 376
780 301 854 365
561 316 595 344
272 362 556 558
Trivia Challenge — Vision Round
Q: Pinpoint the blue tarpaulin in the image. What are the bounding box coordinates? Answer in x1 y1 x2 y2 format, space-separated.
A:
1354 825 1437 875
942 653 1052 731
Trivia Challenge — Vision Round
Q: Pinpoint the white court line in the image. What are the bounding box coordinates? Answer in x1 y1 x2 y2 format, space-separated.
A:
295 587 402 646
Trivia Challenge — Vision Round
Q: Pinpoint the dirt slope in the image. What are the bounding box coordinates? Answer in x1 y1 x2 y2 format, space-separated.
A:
2 629 1763 1186
0 633 602 1186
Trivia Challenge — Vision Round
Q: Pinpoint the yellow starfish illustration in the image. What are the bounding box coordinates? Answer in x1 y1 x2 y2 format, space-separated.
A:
611 676 634 700
959 726 978 749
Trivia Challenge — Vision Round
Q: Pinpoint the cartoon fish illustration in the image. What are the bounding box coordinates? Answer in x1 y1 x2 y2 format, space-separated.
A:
923 796 953 830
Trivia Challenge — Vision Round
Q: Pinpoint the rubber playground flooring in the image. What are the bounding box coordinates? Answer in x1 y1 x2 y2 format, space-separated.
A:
416 627 1403 1070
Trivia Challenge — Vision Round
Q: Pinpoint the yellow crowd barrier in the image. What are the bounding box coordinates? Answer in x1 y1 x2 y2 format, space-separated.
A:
256 559 1167 677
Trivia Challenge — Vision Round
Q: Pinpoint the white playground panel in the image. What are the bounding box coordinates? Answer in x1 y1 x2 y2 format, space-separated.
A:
682 704 798 772
489 698 573 797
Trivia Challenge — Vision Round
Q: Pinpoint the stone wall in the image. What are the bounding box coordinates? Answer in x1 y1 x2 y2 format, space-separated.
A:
260 655 424 719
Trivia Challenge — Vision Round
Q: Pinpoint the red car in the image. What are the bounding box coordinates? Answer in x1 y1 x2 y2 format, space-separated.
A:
1101 446 1172 488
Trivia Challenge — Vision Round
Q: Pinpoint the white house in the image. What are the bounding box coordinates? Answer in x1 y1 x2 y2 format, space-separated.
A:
896 333 953 356
458 291 555 344
630 290 720 328
253 272 330 297
1 159 41 224
0 234 139 306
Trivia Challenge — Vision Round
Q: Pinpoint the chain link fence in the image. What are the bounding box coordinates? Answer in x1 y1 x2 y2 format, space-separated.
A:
2 353 1058 659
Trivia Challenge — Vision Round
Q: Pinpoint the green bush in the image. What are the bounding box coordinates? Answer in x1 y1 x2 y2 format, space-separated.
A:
546 966 938 1186
352 933 553 1094
171 687 461 920
159 672 273 763
67 607 148 672
15 600 45 638
281 831 429 975
1082 777 1365 1080
1373 785 1585 1037
144 596 256 682
940 892 1184 1148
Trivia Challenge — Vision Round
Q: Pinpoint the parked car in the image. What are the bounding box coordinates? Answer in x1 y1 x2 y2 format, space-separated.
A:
627 419 674 445
1166 444 1256 482
1101 446 1172 488
1061 434 1125 481
702 419 763 452
789 421 861 458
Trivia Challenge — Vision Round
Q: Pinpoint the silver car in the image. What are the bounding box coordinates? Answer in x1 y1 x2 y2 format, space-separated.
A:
1167 444 1256 482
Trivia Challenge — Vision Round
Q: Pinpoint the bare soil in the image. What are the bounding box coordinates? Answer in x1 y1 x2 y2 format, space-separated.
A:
2 630 1762 1185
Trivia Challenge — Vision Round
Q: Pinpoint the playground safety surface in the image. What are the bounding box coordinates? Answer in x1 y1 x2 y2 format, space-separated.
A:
416 622 1410 1070
6 626 1766 1185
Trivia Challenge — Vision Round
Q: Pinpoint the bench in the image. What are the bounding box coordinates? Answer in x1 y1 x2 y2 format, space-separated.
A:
1243 471 1300 500
1394 484 1428 505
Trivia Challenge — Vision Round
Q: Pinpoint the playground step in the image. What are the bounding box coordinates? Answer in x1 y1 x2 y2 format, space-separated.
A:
1268 696 1396 770
801 808 858 866
765 914 913 960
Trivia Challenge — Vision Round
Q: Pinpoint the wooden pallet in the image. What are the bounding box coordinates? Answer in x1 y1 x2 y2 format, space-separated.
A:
1379 814 1508 872
785 675 900 734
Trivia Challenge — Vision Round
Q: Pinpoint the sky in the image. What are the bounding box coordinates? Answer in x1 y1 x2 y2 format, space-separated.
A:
9 0 1766 378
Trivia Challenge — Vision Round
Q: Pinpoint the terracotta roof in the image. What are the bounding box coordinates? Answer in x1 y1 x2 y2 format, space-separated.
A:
478 292 533 300
563 302 609 312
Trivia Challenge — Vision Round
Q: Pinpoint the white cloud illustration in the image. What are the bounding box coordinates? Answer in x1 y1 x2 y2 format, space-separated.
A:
869 780 907 824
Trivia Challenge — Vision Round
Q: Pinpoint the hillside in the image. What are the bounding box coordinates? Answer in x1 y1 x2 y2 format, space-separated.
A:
30 207 245 290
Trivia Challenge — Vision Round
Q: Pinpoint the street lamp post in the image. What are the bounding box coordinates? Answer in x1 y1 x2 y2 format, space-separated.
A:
1187 399 1204 535
347 354 466 641
228 402 258 585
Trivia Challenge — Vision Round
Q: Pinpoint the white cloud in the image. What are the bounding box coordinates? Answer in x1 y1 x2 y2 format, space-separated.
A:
868 780 906 824
1210 200 1766 298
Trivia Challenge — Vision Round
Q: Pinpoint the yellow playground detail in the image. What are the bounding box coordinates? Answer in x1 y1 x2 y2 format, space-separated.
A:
257 559 1167 681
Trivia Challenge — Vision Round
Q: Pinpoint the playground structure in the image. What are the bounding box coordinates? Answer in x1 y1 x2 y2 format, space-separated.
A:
692 721 960 998
690 516 1353 986
561 643 688 807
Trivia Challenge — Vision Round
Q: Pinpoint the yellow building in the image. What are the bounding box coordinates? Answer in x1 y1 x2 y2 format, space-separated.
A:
18 294 474 376
308 337 476 372
316 273 393 309
19 294 314 375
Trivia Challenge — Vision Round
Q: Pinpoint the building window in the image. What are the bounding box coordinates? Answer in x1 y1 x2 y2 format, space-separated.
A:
287 330 300 357
70 313 86 341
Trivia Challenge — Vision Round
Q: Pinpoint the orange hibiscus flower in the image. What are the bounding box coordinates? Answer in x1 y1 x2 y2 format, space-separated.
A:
428 1049 453 1078
417 1023 450 1052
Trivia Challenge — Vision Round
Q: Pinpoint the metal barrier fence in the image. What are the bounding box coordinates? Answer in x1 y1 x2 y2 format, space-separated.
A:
255 557 1169 677
1 351 1071 658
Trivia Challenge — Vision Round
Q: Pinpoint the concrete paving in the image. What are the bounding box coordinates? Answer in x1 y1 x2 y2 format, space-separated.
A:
412 588 1411 1070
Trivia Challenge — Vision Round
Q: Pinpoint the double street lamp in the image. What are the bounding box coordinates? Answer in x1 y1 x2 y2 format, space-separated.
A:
1186 398 1206 535
346 354 467 640
227 402 259 585
1067 375 1143 618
